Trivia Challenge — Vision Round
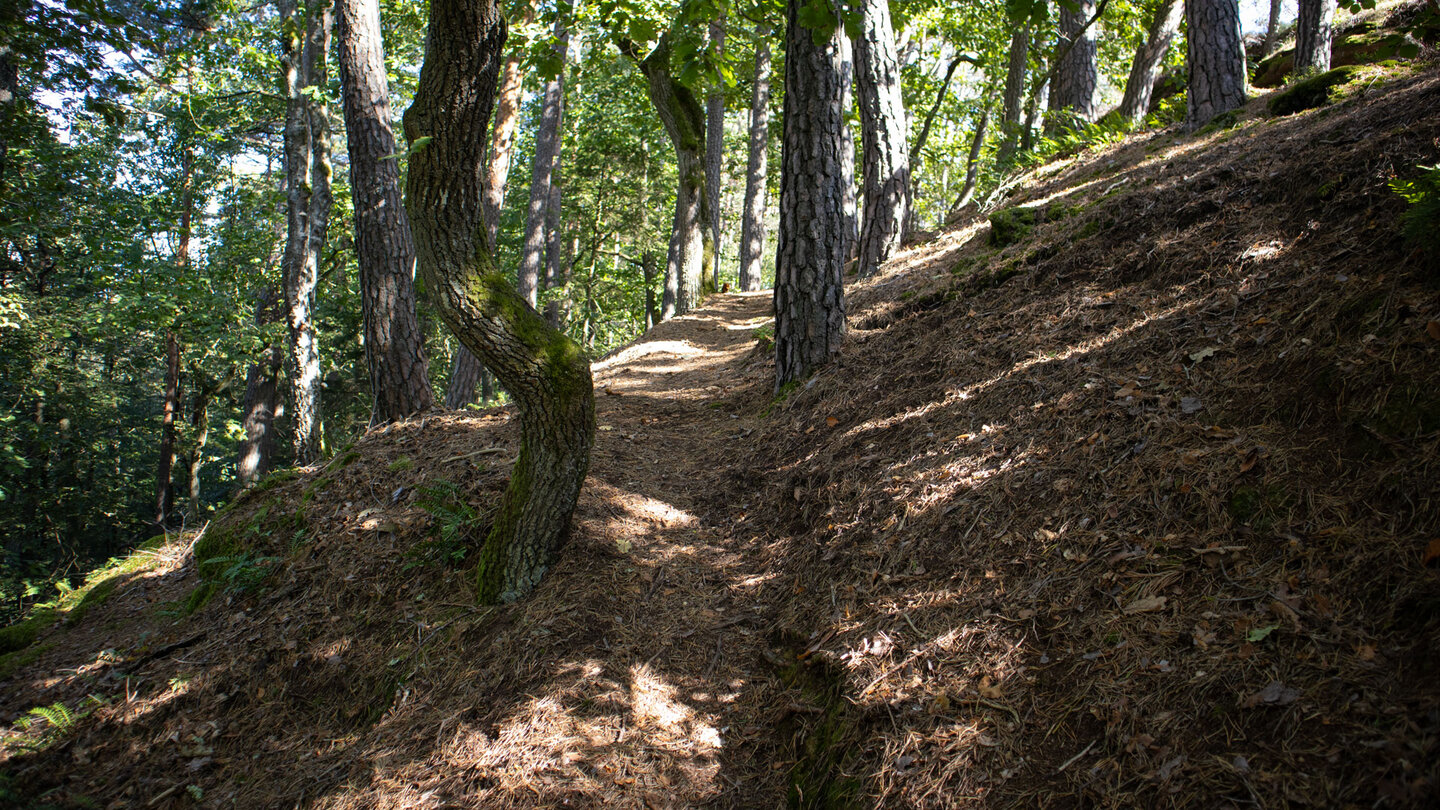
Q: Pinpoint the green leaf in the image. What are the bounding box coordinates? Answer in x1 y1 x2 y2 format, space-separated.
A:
1247 624 1279 642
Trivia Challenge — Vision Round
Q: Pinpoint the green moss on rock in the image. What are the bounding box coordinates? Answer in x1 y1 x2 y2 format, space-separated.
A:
1269 66 1361 116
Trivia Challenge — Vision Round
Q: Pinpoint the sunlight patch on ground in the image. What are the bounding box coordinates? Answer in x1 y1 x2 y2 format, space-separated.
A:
594 340 706 371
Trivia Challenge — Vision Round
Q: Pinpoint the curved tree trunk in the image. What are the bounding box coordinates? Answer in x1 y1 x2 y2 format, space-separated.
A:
1185 0 1248 130
404 0 595 604
739 24 771 292
445 6 530 411
518 20 568 308
705 17 726 291
1115 0 1182 128
623 33 707 317
852 0 910 276
997 24 1030 165
1051 0 1099 125
774 1 847 390
336 0 434 424
280 0 334 464
1294 0 1338 75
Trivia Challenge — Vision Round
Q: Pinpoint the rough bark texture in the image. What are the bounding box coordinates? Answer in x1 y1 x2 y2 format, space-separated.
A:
1051 0 1099 124
1263 0 1285 57
853 0 910 276
280 0 334 463
1295 0 1338 75
839 35 858 260
623 34 707 317
336 0 434 424
1185 0 1248 130
705 17 725 291
739 25 771 293
445 6 530 412
997 24 1030 165
404 0 594 604
774 3 847 391
518 22 567 308
237 288 283 488
155 330 180 527
1116 0 1183 128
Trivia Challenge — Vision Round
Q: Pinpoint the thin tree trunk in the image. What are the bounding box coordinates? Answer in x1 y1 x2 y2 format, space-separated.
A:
997 24 1030 165
518 19 568 307
1116 0 1183 128
909 53 965 233
952 101 991 212
155 330 180 528
1051 0 1099 125
852 0 910 275
404 0 594 603
622 33 707 317
1186 0 1248 130
1294 0 1337 75
336 0 434 424
839 35 858 261
774 0 847 390
739 24 771 292
445 350 485 409
1262 0 1285 57
544 153 564 327
642 250 659 329
705 16 725 291
280 0 334 463
237 345 282 487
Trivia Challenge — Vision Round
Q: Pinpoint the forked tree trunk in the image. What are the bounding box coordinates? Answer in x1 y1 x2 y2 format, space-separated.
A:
1294 0 1338 75
705 17 726 291
280 0 334 463
1115 0 1183 128
518 19 568 307
336 0 434 424
739 24 771 292
404 0 594 604
1051 0 1099 125
622 33 708 317
852 0 910 275
1185 0 1248 130
774 1 847 390
997 24 1030 165
445 16 529 411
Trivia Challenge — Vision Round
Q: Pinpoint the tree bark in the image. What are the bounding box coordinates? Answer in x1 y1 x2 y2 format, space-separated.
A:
642 250 659 329
997 24 1030 165
280 0 334 463
1051 0 1099 124
909 53 966 232
518 19 568 307
852 0 910 276
839 35 858 260
739 24 771 292
1185 0 1248 130
544 152 564 327
952 101 991 212
1115 0 1183 128
445 16 529 411
237 345 282 487
622 33 707 317
774 1 847 391
1262 0 1285 57
336 0 434 424
404 0 594 604
705 16 726 291
155 330 180 528
1294 0 1338 75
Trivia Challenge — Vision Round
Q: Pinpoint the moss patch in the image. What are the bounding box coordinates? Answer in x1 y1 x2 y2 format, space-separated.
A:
1269 66 1362 116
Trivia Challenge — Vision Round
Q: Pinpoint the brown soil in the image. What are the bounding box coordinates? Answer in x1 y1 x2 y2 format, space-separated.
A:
3 63 1439 810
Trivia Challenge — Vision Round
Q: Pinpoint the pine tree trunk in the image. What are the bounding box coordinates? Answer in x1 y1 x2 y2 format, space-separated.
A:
237 342 282 487
952 102 990 211
705 17 726 291
1052 0 1099 124
405 0 594 604
1185 0 1248 130
739 24 771 292
1263 0 1285 57
1116 0 1182 128
623 33 707 317
643 251 659 329
336 0 434 424
518 20 568 308
155 330 180 528
1294 0 1337 75
839 36 858 261
852 0 910 276
997 24 1030 165
280 0 334 463
774 1 847 390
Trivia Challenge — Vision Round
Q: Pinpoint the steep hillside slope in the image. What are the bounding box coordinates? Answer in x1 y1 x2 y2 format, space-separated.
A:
2 65 1438 809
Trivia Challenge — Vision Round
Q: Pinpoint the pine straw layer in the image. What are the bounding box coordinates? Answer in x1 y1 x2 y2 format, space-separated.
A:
2 67 1438 810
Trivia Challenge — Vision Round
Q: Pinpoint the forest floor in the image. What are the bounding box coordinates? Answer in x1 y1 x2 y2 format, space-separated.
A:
3 59 1440 810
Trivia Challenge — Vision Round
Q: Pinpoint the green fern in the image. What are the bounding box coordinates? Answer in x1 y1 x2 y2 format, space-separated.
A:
19 701 76 732
1390 164 1440 255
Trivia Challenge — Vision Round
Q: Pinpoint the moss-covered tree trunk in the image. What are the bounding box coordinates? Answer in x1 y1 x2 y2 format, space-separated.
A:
404 0 595 604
